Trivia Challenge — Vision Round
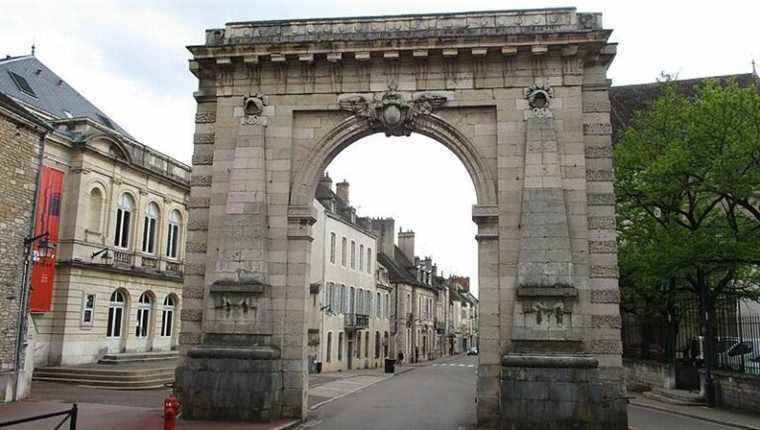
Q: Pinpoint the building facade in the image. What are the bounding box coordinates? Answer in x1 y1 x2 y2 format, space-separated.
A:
0 55 190 369
0 93 49 402
308 176 391 372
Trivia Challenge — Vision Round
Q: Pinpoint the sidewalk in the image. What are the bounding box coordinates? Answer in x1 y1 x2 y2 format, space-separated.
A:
308 363 413 409
630 393 760 430
0 399 299 430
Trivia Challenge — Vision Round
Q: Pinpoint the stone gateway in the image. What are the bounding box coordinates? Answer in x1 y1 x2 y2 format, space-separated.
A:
178 7 626 428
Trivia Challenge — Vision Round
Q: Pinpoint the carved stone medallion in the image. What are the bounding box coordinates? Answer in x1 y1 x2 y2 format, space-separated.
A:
337 83 448 136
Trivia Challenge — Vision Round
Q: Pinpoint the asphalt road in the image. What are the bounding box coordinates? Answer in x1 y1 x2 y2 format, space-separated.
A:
307 355 478 429
306 354 747 430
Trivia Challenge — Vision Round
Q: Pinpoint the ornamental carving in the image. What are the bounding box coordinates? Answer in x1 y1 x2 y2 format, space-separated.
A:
526 84 554 118
337 83 448 137
522 300 572 327
241 94 267 126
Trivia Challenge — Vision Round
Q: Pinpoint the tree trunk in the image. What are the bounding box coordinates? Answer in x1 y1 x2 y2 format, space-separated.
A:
697 269 717 406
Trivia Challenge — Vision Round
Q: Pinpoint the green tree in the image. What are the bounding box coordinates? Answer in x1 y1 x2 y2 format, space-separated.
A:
615 79 760 402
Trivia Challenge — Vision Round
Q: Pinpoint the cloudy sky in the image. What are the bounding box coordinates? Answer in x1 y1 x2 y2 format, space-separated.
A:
3 1 758 295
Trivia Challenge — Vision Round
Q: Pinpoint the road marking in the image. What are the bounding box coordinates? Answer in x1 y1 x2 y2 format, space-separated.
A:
467 365 474 368
458 364 465 367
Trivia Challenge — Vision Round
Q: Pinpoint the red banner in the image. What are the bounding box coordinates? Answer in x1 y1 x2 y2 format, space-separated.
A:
29 166 63 312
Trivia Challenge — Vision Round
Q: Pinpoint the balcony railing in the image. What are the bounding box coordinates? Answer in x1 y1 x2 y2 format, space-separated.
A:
112 249 133 266
435 320 446 333
344 313 369 331
70 243 184 277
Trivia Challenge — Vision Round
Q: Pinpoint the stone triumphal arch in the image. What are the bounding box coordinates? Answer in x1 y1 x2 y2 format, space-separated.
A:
178 8 626 428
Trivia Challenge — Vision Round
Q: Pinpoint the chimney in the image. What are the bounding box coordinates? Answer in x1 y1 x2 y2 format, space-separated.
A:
398 229 415 262
319 171 333 191
365 217 395 258
336 180 349 205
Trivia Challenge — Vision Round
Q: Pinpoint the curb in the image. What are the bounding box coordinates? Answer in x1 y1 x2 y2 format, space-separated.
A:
629 400 760 430
271 420 302 430
308 367 414 411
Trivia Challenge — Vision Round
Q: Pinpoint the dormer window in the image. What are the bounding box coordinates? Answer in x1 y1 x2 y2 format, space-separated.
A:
7 71 36 98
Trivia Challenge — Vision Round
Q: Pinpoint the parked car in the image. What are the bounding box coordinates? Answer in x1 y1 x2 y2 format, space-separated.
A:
466 347 478 356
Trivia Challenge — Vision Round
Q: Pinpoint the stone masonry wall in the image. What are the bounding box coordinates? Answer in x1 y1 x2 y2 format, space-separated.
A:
0 108 42 401
713 371 760 414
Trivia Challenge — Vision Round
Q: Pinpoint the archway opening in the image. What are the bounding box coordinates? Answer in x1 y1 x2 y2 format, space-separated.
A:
305 131 480 427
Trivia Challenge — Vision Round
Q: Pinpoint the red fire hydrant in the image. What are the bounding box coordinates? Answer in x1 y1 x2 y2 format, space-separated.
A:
163 394 181 430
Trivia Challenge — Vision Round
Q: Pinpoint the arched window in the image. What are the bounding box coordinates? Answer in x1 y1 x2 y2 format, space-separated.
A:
166 210 181 259
135 292 152 338
141 202 159 254
375 331 381 359
161 295 176 337
106 290 125 338
326 332 333 362
113 193 134 248
88 188 103 232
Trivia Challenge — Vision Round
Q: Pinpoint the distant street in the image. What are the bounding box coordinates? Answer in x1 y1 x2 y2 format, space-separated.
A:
305 354 749 430
307 355 478 429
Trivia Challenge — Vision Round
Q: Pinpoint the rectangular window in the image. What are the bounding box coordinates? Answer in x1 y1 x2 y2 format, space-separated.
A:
326 332 332 362
114 209 131 248
338 332 344 361
340 285 347 314
142 218 156 253
367 248 372 274
329 233 336 264
166 224 179 258
350 241 356 269
377 292 381 318
341 237 347 266
359 244 364 271
81 294 95 326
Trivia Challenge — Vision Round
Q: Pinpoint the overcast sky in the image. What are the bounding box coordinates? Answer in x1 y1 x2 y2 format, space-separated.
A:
3 1 758 296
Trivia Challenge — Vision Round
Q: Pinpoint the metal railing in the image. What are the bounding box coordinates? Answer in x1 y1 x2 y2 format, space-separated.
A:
0 403 77 429
623 307 760 376
344 313 369 330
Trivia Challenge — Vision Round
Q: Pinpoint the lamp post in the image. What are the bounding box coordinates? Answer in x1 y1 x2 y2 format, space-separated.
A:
91 247 112 265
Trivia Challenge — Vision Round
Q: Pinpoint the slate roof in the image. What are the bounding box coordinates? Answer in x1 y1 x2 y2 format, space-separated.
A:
377 247 422 287
0 55 132 137
609 73 759 142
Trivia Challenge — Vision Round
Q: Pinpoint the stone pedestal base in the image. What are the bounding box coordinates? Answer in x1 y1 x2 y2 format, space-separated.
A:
501 354 627 430
176 346 282 421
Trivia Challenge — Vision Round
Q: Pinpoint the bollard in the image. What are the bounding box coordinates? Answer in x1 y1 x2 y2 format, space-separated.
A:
163 395 181 430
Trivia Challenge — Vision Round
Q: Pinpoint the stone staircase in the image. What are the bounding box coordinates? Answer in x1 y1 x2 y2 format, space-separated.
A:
642 387 706 406
34 351 178 389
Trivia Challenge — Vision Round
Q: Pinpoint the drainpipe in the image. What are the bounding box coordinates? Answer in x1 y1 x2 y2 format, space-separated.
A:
14 128 49 401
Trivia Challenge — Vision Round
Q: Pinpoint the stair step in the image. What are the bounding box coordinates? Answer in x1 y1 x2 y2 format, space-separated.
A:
35 370 174 381
99 357 176 364
643 390 705 406
100 351 177 360
33 376 173 390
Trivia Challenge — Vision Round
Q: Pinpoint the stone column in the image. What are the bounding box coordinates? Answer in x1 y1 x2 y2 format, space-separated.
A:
177 94 284 421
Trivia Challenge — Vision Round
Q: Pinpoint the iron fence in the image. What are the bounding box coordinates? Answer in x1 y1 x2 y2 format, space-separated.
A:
622 306 760 376
0 403 77 429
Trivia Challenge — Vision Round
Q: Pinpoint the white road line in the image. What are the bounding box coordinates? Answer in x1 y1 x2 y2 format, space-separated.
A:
458 364 465 367
467 365 474 368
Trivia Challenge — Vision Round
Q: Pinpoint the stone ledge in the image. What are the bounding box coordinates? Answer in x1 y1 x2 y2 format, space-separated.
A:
502 354 599 369
209 279 268 294
516 286 578 297
187 346 281 360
